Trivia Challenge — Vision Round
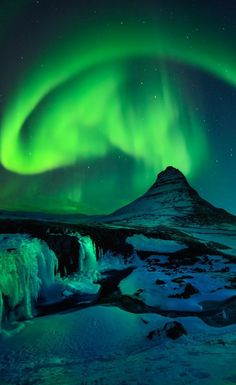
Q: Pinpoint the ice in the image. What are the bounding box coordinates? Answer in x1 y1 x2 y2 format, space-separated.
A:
78 235 97 273
0 234 57 328
66 232 99 278
98 249 141 271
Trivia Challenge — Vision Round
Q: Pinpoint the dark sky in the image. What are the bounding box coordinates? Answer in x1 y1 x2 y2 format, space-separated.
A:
0 0 236 215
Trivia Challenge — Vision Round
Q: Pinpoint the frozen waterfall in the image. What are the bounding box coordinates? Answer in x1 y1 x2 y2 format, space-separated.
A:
67 233 98 279
78 236 97 273
0 234 58 329
0 231 99 330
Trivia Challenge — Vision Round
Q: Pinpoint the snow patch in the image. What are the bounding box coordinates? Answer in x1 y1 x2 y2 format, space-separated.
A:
126 234 187 253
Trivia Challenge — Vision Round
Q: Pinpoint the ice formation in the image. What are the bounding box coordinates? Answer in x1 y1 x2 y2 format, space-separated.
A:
0 234 58 328
78 236 97 273
66 232 98 278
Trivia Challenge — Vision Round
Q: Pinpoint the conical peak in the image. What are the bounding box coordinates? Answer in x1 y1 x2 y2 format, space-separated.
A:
147 166 189 193
107 165 236 227
157 166 186 182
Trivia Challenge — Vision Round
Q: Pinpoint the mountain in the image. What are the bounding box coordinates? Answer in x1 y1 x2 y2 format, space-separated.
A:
1 166 236 233
102 166 236 228
1 165 236 269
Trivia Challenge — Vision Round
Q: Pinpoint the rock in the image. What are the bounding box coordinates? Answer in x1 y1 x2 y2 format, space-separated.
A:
147 321 187 341
134 288 144 296
228 277 236 289
220 267 230 272
172 277 184 283
147 329 161 340
155 279 166 285
182 283 199 298
169 282 199 299
172 275 193 283
163 321 187 340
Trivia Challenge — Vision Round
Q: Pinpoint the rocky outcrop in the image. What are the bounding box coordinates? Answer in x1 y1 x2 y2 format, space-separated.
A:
163 321 187 340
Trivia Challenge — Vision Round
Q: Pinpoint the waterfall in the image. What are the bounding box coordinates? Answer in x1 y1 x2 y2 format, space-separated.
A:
78 236 97 274
0 231 99 330
65 231 98 278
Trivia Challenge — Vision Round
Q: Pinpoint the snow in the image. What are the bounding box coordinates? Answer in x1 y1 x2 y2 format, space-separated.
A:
101 167 199 228
126 234 187 253
180 225 236 253
119 256 236 312
62 274 100 295
1 166 236 384
1 305 236 385
0 228 236 384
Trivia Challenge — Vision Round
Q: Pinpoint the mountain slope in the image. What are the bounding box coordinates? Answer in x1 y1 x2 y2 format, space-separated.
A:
102 166 236 228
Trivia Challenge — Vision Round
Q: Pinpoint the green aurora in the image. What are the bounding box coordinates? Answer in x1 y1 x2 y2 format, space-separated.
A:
0 3 235 213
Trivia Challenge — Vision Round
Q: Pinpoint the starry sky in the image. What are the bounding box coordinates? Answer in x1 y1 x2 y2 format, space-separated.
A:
0 0 236 215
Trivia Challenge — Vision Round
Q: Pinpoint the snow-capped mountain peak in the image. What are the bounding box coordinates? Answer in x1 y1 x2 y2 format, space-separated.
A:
152 166 188 186
144 166 194 200
103 166 236 228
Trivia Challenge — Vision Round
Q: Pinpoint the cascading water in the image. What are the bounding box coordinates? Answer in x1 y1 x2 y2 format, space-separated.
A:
60 232 100 296
78 236 98 275
65 231 99 279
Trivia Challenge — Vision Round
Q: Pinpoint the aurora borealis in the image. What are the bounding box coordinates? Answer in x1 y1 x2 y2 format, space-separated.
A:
0 0 236 214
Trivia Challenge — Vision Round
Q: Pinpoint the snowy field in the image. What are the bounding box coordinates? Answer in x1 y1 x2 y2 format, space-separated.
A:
0 231 236 385
1 306 236 385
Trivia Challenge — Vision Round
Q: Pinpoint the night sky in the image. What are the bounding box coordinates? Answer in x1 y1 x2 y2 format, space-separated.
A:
0 0 236 215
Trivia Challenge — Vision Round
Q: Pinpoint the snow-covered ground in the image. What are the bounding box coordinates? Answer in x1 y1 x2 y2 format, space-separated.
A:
180 226 236 254
1 306 236 385
119 254 236 312
1 228 236 385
